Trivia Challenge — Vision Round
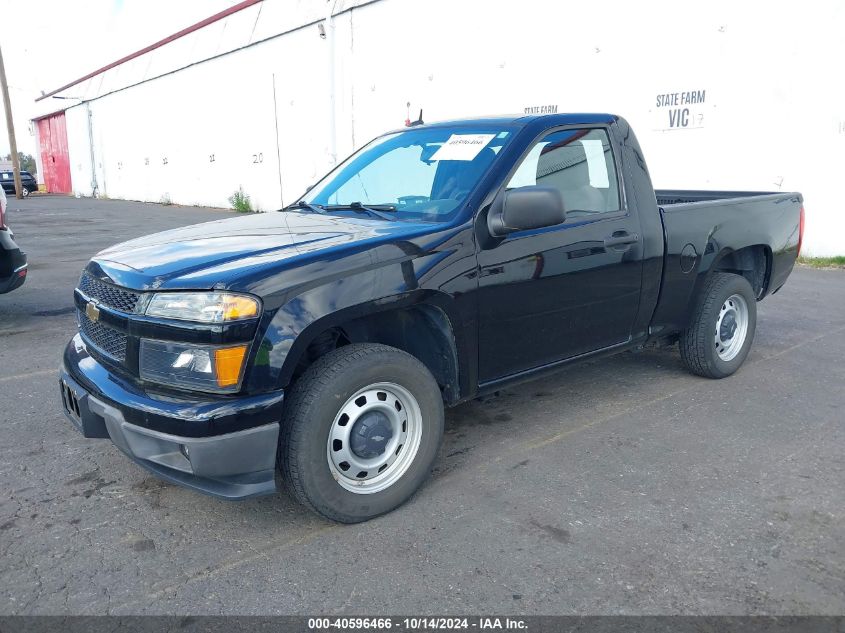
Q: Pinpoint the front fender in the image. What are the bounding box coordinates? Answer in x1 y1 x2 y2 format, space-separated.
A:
247 283 465 393
242 224 479 395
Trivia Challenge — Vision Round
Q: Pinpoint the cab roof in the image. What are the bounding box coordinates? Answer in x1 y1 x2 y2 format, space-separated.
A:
407 112 617 129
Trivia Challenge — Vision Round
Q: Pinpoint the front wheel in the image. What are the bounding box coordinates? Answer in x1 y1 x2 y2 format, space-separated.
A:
679 272 757 378
279 343 444 523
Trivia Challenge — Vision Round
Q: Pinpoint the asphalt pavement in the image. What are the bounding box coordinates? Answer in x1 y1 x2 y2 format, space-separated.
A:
1 195 843 615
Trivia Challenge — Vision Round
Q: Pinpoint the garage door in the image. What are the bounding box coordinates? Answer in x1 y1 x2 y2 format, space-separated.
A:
37 112 72 194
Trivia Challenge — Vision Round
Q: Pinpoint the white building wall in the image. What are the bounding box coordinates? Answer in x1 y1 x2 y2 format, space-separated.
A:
65 105 93 195
59 0 844 254
32 123 44 186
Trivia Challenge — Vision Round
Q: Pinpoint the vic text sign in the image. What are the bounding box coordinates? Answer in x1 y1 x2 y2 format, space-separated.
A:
654 89 707 131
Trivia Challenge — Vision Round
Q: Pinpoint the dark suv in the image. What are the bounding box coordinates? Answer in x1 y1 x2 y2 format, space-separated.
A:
1 170 38 197
0 187 27 293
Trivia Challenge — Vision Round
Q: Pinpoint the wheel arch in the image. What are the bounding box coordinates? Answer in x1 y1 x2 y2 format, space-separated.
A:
666 243 772 337
707 244 773 299
268 291 462 405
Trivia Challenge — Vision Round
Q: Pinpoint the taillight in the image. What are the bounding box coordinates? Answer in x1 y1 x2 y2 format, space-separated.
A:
0 200 5 229
797 205 805 257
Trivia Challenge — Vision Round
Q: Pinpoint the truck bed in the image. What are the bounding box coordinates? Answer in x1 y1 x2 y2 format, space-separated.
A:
648 189 803 338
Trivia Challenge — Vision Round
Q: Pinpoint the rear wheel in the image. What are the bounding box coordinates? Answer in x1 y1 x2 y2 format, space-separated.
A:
279 343 444 523
679 272 757 378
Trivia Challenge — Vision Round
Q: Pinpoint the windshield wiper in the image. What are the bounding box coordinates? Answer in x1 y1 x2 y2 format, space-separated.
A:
324 202 397 221
283 201 327 214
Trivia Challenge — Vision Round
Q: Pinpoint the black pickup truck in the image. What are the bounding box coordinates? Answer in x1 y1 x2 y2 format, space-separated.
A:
59 114 803 522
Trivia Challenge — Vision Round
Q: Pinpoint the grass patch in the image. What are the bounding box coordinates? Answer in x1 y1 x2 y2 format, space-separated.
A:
228 187 253 213
797 256 845 269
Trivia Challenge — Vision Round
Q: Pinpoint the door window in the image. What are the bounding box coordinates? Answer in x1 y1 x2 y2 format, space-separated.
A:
507 128 621 219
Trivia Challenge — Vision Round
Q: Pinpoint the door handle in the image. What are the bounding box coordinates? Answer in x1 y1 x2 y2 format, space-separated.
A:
604 232 639 249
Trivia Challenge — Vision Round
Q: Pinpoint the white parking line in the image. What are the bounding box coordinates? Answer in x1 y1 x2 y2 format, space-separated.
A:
0 368 57 383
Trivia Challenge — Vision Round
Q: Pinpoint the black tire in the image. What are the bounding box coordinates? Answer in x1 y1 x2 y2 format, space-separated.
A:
279 343 444 523
679 272 757 378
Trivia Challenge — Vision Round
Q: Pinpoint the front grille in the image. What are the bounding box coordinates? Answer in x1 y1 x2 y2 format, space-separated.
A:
78 272 141 313
78 310 128 362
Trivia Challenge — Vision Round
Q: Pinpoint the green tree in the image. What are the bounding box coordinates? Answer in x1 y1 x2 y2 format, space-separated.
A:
2 152 36 175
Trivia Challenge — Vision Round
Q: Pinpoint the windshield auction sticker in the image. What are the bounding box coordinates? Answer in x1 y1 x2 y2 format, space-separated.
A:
430 134 496 161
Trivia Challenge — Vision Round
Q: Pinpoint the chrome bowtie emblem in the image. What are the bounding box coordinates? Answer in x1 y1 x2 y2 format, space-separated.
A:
85 300 100 322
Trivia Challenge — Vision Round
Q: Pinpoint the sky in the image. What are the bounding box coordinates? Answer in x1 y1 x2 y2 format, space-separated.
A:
0 0 243 158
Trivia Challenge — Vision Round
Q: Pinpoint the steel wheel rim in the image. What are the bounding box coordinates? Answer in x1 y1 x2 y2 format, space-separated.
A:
715 293 749 361
327 382 423 494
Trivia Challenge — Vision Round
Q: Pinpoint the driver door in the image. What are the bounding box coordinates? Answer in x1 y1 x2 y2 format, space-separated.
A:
476 126 644 382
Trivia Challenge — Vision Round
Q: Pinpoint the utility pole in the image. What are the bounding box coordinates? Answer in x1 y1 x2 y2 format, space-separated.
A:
0 44 23 199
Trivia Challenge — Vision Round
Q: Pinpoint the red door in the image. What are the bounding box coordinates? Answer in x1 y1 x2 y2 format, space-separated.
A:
37 113 72 193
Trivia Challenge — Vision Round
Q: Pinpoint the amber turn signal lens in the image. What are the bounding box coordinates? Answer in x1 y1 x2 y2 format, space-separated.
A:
214 345 248 387
222 296 260 320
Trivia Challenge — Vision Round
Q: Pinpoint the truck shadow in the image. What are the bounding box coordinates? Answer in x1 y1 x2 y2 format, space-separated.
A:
124 348 686 528
432 347 684 479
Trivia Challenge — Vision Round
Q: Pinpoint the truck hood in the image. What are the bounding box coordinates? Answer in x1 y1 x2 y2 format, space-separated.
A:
88 211 432 292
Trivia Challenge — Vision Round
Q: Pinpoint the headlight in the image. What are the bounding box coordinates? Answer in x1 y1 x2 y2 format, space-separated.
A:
139 339 248 393
145 292 260 323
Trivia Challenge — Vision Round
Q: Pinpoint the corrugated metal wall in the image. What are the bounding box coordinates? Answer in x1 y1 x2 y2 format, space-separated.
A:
51 0 845 255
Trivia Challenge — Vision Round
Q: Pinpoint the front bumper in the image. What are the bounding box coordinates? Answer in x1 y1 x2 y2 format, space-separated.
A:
0 263 27 293
60 335 284 499
0 228 27 294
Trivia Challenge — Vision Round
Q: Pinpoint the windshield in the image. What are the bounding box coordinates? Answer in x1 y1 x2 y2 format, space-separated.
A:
301 126 513 221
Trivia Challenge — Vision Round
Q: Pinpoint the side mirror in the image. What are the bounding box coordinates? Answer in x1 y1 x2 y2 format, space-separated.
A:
487 186 566 237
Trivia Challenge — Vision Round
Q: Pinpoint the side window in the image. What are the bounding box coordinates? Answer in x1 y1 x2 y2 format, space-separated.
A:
507 128 621 217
